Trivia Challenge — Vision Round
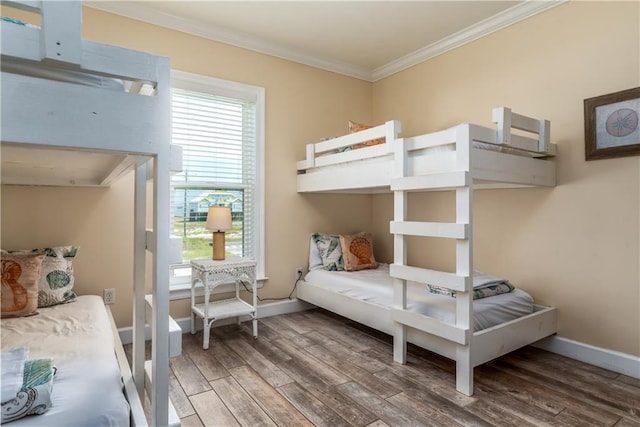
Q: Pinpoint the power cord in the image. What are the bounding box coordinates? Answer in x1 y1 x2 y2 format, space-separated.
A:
240 269 303 302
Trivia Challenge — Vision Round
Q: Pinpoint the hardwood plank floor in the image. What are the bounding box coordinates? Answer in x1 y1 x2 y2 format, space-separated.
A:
130 309 640 426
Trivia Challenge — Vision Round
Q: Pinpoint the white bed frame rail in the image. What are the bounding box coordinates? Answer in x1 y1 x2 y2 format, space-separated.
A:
390 109 557 396
297 120 402 170
1 2 178 425
296 120 402 192
297 108 556 193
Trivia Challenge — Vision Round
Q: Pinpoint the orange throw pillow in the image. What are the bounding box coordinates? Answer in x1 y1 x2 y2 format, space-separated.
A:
340 232 377 271
348 120 385 149
1 253 44 318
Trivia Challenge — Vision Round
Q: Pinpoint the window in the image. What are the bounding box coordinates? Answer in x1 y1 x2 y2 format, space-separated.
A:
170 71 265 288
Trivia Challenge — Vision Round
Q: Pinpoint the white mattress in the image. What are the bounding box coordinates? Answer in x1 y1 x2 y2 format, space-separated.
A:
1 295 130 426
304 264 534 331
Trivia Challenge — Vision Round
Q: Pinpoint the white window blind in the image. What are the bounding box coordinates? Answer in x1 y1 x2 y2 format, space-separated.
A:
169 71 265 287
172 89 256 188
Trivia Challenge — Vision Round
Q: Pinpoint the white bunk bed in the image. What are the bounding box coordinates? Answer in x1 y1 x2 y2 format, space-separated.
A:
297 107 558 396
1 1 180 425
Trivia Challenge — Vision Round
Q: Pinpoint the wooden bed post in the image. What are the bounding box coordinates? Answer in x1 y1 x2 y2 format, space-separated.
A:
133 162 147 404
493 107 511 145
385 120 402 154
149 61 172 426
538 119 551 153
392 136 409 364
455 124 473 396
40 1 81 65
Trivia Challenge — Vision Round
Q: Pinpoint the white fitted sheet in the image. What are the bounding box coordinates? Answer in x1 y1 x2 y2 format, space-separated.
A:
1 295 130 427
305 264 533 331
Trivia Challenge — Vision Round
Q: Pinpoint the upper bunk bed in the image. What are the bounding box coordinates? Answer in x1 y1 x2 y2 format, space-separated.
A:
297 107 556 193
1 1 178 425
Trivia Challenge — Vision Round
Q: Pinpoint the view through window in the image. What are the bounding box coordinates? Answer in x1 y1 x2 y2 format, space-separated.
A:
169 73 264 286
172 188 246 260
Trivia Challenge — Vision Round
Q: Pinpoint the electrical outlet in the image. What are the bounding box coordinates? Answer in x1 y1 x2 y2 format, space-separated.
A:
103 288 116 305
295 268 303 281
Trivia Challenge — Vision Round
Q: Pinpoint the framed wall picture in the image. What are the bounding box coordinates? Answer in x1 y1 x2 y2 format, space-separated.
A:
584 87 640 160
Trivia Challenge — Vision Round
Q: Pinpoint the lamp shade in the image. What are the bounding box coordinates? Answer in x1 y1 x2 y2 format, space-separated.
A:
205 206 232 231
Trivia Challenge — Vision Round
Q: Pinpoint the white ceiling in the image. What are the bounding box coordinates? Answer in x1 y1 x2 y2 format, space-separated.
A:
86 1 563 81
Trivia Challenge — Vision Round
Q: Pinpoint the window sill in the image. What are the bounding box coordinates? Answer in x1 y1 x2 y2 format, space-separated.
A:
170 276 268 301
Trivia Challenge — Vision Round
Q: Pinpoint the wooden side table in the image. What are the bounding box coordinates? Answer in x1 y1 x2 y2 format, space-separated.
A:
190 257 258 349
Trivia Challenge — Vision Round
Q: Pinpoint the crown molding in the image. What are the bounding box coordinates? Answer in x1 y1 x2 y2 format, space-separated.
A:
86 0 566 83
84 1 373 81
372 0 567 81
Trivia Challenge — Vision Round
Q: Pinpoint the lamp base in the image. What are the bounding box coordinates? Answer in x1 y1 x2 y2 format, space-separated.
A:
212 231 225 260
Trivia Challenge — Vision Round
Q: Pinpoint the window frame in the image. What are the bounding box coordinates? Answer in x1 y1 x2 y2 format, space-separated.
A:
169 70 266 297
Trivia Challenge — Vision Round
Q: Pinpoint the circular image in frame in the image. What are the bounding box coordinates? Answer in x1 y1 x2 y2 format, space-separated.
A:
605 108 639 137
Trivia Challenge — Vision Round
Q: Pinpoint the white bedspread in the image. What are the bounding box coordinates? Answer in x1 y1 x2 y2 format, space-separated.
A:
305 264 533 331
0 295 130 426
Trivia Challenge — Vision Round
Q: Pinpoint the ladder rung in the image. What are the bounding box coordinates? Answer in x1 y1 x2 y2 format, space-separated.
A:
390 264 468 292
392 171 468 191
390 221 468 239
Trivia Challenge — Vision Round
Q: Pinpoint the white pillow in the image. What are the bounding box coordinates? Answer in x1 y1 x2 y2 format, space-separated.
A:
308 235 323 271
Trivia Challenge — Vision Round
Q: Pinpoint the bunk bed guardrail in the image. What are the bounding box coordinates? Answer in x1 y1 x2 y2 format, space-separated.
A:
297 108 555 175
297 119 402 170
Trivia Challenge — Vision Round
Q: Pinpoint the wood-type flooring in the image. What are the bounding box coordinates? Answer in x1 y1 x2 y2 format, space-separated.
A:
131 308 640 426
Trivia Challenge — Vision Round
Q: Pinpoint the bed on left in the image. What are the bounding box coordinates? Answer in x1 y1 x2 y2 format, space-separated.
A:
2 295 131 425
1 1 180 425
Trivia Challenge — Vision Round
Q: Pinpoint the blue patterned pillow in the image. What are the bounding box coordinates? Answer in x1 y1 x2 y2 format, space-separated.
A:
311 233 344 271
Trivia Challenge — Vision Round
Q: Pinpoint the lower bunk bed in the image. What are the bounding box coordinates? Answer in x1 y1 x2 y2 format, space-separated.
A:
1 295 140 426
298 239 557 396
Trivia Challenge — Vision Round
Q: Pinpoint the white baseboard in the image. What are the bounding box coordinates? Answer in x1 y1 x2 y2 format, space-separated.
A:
119 302 640 381
118 298 313 345
255 298 315 317
533 335 640 379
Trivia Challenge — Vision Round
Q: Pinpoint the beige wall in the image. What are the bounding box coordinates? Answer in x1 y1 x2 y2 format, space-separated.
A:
1 7 374 327
1 177 134 309
371 1 639 356
2 3 638 358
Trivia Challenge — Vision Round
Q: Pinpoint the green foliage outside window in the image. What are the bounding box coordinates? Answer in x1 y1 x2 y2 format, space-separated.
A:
173 218 243 260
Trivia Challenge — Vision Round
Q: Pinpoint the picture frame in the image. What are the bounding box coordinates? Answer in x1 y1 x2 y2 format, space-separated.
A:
584 87 640 161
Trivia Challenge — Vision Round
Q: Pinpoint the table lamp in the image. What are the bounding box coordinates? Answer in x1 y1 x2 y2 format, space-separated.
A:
205 206 232 260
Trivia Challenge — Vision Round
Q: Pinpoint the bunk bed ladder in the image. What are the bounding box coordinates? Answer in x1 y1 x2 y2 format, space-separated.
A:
390 124 475 396
136 157 181 427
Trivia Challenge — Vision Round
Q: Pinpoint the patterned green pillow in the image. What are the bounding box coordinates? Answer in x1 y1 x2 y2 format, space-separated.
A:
311 233 344 271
